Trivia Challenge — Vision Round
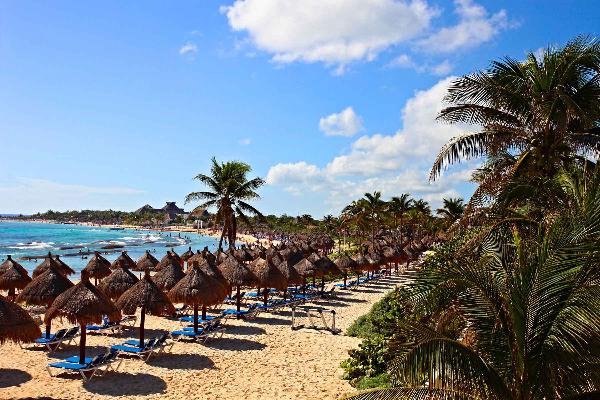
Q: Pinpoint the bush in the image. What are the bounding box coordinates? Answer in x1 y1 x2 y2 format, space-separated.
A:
341 337 389 385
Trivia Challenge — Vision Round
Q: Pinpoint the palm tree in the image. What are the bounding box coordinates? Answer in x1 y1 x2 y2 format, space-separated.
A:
431 36 600 211
436 197 465 225
388 194 413 243
185 158 264 252
348 170 600 399
362 192 386 247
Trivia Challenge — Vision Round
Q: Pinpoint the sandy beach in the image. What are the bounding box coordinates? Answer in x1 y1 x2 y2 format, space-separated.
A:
0 273 412 400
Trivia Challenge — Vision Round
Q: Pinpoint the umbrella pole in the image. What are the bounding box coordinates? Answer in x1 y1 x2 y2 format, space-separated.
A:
202 305 207 320
283 288 287 301
343 272 347 289
79 323 87 364
193 303 199 333
263 288 268 305
321 277 325 295
46 322 52 338
236 286 241 315
139 306 146 348
302 278 306 296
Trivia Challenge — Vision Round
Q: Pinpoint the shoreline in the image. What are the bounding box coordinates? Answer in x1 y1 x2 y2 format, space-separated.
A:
3 218 277 248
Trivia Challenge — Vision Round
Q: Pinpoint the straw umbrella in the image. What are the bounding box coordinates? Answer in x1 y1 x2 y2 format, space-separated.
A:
97 260 139 301
82 252 111 285
136 250 159 273
116 270 175 348
291 258 317 296
181 247 195 263
54 256 75 276
0 255 31 300
17 264 74 338
168 262 228 333
111 251 136 270
274 258 302 300
335 254 358 288
45 271 120 364
32 252 74 278
313 255 341 294
152 258 185 291
353 253 370 283
197 259 229 291
217 257 257 313
249 257 287 305
0 294 42 344
156 251 180 271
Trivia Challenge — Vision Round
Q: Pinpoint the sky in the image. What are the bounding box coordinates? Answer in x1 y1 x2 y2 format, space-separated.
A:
0 0 598 217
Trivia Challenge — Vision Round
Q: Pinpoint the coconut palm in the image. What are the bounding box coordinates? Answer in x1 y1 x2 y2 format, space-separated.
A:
431 36 600 211
388 194 413 243
347 169 600 400
436 197 465 225
185 158 265 252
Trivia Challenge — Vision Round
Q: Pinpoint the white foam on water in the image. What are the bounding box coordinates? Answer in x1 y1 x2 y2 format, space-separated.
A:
9 241 55 249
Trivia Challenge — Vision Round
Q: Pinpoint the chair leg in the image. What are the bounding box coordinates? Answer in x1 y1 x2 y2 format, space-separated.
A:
46 366 54 377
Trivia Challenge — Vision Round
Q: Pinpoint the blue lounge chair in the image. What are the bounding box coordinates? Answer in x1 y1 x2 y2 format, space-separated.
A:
178 315 215 323
123 333 172 354
111 338 157 361
33 327 79 352
87 315 137 334
47 350 121 381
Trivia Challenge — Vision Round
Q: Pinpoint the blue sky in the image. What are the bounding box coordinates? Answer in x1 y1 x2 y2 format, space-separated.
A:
0 0 597 217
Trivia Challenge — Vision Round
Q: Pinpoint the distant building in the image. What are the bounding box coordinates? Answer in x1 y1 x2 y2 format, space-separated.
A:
134 201 186 223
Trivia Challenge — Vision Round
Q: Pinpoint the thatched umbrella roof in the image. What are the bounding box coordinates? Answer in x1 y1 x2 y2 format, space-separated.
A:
0 255 31 291
197 259 229 290
217 258 257 287
335 254 359 273
111 251 136 270
168 262 228 331
117 270 175 347
45 271 120 364
135 250 159 272
180 247 195 263
97 262 139 300
292 258 317 278
249 257 287 291
202 247 217 266
274 258 303 286
54 256 76 276
0 295 42 344
353 253 370 271
152 260 185 291
17 264 74 307
235 246 254 263
82 252 112 280
32 253 73 278
156 251 180 271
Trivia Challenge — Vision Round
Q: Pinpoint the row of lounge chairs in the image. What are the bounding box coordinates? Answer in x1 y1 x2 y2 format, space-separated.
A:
47 349 122 382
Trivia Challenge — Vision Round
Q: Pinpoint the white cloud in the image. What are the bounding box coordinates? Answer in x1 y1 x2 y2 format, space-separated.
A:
418 0 512 53
0 178 145 214
430 60 453 75
238 137 252 146
319 107 365 137
267 77 476 213
179 42 198 56
222 0 437 70
387 54 453 75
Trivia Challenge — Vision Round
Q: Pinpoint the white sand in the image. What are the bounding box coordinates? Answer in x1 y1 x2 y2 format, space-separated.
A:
0 274 411 400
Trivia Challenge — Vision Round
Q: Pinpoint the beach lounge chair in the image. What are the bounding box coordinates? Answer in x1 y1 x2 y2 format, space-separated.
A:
87 315 137 334
178 314 216 324
122 333 172 355
179 319 225 342
46 350 122 381
33 326 79 352
111 338 157 361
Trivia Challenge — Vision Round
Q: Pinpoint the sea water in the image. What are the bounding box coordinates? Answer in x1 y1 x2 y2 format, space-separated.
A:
0 221 220 273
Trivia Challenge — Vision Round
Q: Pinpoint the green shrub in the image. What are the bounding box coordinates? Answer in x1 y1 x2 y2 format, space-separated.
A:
355 373 390 390
341 337 389 386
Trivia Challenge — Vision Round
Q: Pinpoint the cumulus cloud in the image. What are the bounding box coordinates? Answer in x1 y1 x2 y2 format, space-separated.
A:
0 178 145 214
266 77 476 213
387 54 453 76
179 42 198 56
221 0 436 70
238 137 252 146
319 107 365 137
418 0 512 53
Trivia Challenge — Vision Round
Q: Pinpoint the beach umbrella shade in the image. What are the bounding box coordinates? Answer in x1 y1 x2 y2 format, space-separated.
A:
274 258 302 300
249 257 287 305
217 257 257 313
201 247 217 266
135 250 159 272
196 259 229 292
32 252 74 278
111 251 136 270
97 261 139 301
82 252 112 284
0 294 42 344
16 263 74 338
0 255 32 300
335 254 358 288
152 259 185 291
45 271 120 364
313 255 341 293
352 253 370 280
180 247 195 263
54 255 76 276
291 258 317 296
155 251 179 272
168 262 228 333
116 270 175 347
235 246 254 263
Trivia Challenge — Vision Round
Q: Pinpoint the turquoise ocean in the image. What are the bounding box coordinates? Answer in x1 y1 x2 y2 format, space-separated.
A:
0 221 220 273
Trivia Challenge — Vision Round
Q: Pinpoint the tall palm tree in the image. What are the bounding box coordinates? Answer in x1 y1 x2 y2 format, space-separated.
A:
388 194 413 243
362 191 386 247
185 158 264 252
436 197 465 225
431 36 600 210
348 170 600 399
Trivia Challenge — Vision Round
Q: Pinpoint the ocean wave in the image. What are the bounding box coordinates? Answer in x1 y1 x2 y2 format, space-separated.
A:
8 241 55 250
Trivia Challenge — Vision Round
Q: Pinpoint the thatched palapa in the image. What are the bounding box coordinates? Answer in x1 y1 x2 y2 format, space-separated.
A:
32 253 74 278
111 251 136 270
152 259 185 291
82 252 112 283
0 255 32 297
0 295 42 344
97 261 139 300
135 250 159 272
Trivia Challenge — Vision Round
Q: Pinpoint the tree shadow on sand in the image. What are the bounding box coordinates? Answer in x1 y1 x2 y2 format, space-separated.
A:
205 337 266 351
225 325 266 335
84 372 166 396
0 368 32 388
147 353 214 370
252 315 291 326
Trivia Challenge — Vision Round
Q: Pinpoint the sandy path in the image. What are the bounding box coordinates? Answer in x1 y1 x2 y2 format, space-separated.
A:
0 274 410 400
